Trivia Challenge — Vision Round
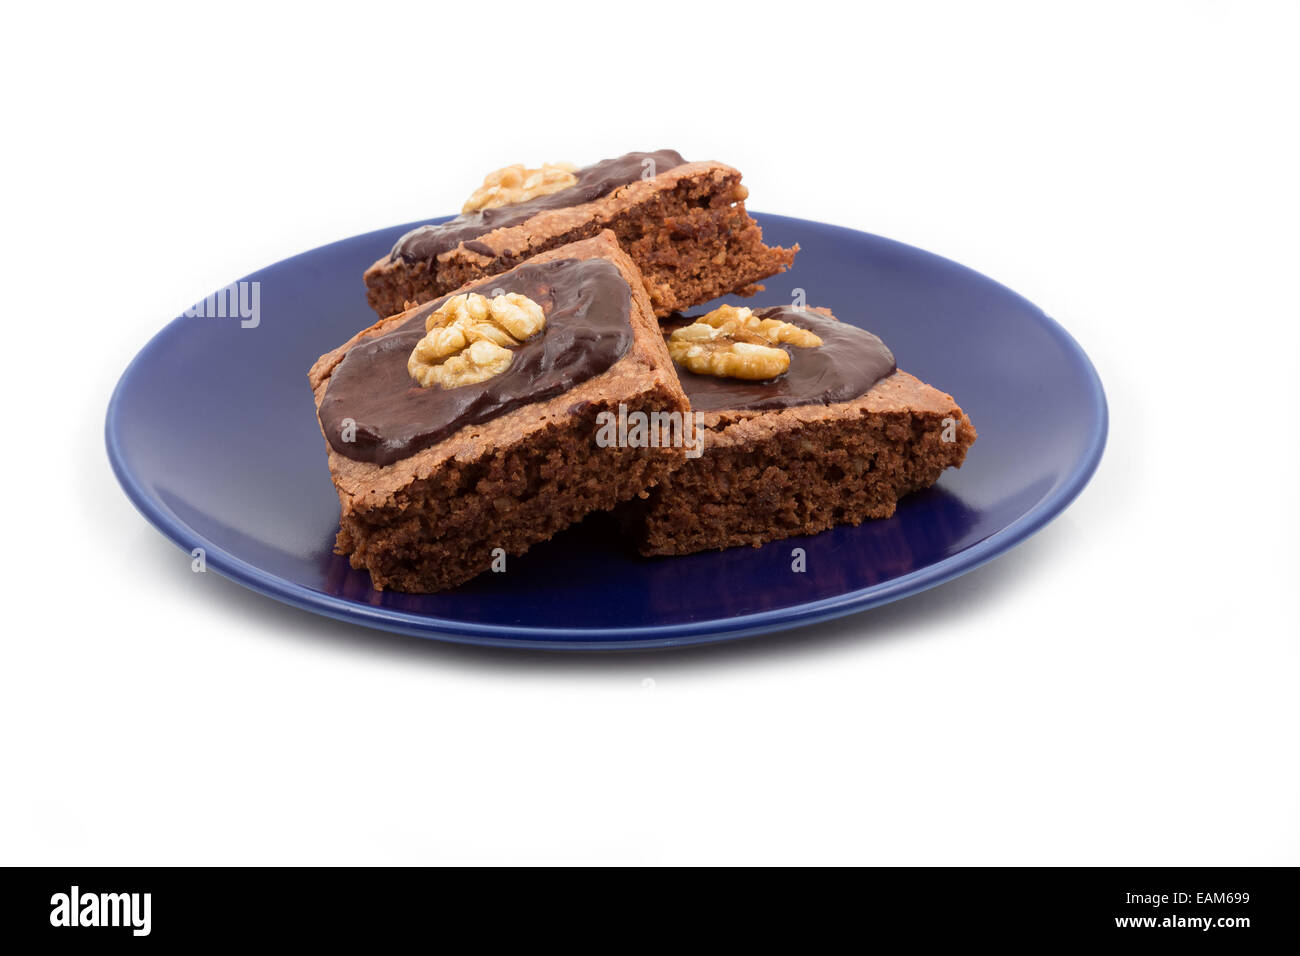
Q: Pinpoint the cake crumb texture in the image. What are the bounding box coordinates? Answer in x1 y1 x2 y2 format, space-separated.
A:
632 373 976 556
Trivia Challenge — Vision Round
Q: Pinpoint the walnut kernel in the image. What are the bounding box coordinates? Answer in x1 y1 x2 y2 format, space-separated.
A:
462 162 578 213
693 304 823 349
408 292 546 388
666 305 822 380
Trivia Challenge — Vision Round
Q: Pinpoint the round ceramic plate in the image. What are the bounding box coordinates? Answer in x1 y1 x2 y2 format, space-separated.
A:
106 213 1107 650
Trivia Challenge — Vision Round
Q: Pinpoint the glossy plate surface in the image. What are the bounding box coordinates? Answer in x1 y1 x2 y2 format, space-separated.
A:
106 214 1107 649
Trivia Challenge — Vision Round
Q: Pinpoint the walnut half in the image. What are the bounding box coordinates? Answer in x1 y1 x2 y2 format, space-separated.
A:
408 292 546 388
667 305 823 380
462 162 578 213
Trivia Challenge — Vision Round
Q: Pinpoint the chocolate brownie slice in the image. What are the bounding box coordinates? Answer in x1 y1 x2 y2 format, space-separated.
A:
364 150 797 320
310 232 689 592
626 305 976 556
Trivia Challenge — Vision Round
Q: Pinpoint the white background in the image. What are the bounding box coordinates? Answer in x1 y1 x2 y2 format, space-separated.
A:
2 1 1296 865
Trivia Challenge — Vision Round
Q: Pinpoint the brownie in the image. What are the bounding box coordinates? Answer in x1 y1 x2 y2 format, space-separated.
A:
625 305 977 556
364 150 797 320
310 232 689 592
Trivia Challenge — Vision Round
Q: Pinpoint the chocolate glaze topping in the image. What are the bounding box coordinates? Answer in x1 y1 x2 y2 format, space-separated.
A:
670 307 897 414
390 150 687 265
319 258 633 465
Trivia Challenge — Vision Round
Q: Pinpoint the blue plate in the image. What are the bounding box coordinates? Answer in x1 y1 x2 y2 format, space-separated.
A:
106 214 1106 650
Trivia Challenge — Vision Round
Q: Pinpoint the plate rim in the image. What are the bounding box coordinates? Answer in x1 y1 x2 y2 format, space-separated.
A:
104 213 1109 651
